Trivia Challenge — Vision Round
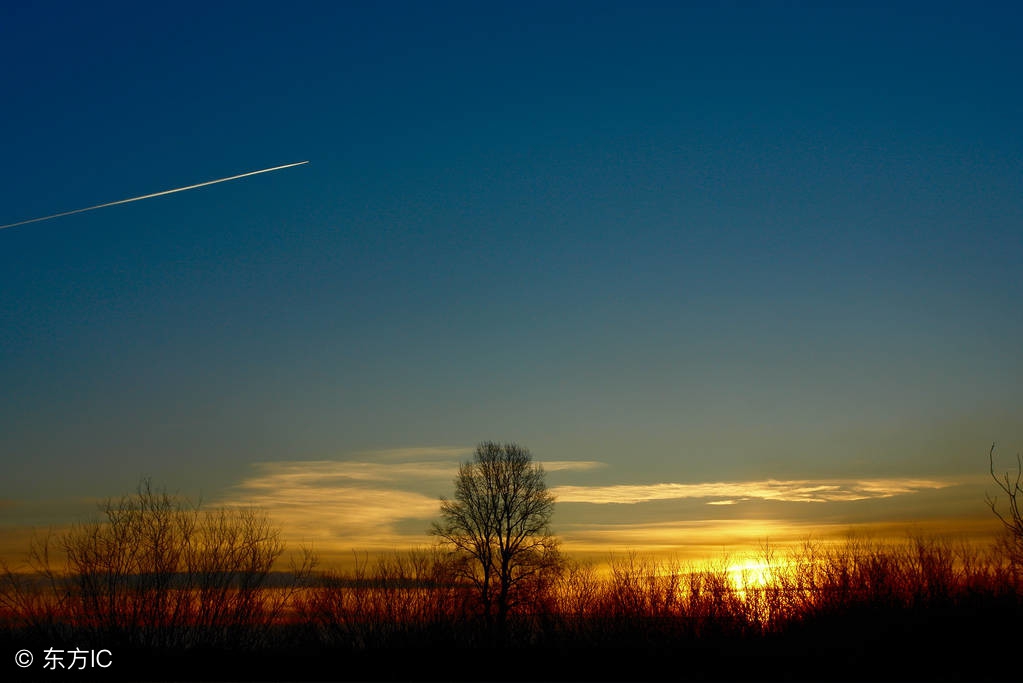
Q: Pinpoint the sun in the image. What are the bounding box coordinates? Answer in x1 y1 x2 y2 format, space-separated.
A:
726 559 776 593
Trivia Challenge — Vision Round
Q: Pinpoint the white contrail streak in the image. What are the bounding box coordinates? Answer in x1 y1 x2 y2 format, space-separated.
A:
0 160 309 231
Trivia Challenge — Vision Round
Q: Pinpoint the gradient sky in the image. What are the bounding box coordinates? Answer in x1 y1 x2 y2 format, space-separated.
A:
2 1 1021 566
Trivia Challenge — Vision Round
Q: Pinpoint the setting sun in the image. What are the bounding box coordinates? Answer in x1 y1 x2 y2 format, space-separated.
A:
726 558 779 594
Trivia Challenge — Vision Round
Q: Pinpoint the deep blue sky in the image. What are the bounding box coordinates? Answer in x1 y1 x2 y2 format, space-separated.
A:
2 1 1021 556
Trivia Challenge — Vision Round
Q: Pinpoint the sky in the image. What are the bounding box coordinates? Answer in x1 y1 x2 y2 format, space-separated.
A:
1 1 1021 567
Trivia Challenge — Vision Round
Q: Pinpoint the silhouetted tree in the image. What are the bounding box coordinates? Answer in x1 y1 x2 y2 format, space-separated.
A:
5 478 315 648
431 442 560 630
987 442 1023 565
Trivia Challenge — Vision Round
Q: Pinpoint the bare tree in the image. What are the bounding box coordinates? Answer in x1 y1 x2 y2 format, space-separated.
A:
431 442 560 629
5 478 315 648
987 442 1023 565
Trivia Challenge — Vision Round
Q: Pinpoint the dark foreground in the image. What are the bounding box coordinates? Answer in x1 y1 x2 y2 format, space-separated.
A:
4 604 1020 683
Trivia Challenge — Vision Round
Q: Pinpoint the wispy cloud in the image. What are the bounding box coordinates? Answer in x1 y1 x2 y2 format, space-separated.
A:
540 461 607 472
558 514 1003 561
214 455 962 562
560 518 824 551
552 478 954 505
239 459 459 487
220 455 608 551
220 460 446 549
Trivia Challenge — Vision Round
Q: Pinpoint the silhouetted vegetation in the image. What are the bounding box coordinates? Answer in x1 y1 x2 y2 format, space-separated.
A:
284 535 1019 681
987 442 1023 567
3 458 1022 680
430 442 562 637
1 480 315 655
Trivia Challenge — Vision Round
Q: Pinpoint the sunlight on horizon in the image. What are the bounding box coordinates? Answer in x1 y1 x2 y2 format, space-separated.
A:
727 558 780 594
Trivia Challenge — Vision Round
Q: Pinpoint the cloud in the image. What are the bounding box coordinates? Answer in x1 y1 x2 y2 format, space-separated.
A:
215 456 963 563
540 460 607 472
221 455 603 551
556 513 1001 561
554 518 847 564
239 459 459 488
551 478 955 505
220 461 445 549
560 518 821 550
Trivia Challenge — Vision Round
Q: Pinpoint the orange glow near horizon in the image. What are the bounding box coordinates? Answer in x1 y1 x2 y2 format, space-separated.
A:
0 457 1006 574
0 505 1006 574
727 558 779 593
285 514 1005 577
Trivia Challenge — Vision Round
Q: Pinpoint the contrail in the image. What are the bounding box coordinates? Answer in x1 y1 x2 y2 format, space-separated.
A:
0 160 309 231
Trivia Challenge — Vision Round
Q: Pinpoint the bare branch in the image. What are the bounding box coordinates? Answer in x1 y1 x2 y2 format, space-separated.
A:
987 442 1023 562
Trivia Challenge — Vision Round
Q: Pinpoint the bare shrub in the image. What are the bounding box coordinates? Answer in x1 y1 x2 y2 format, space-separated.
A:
1 478 315 649
301 547 477 649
